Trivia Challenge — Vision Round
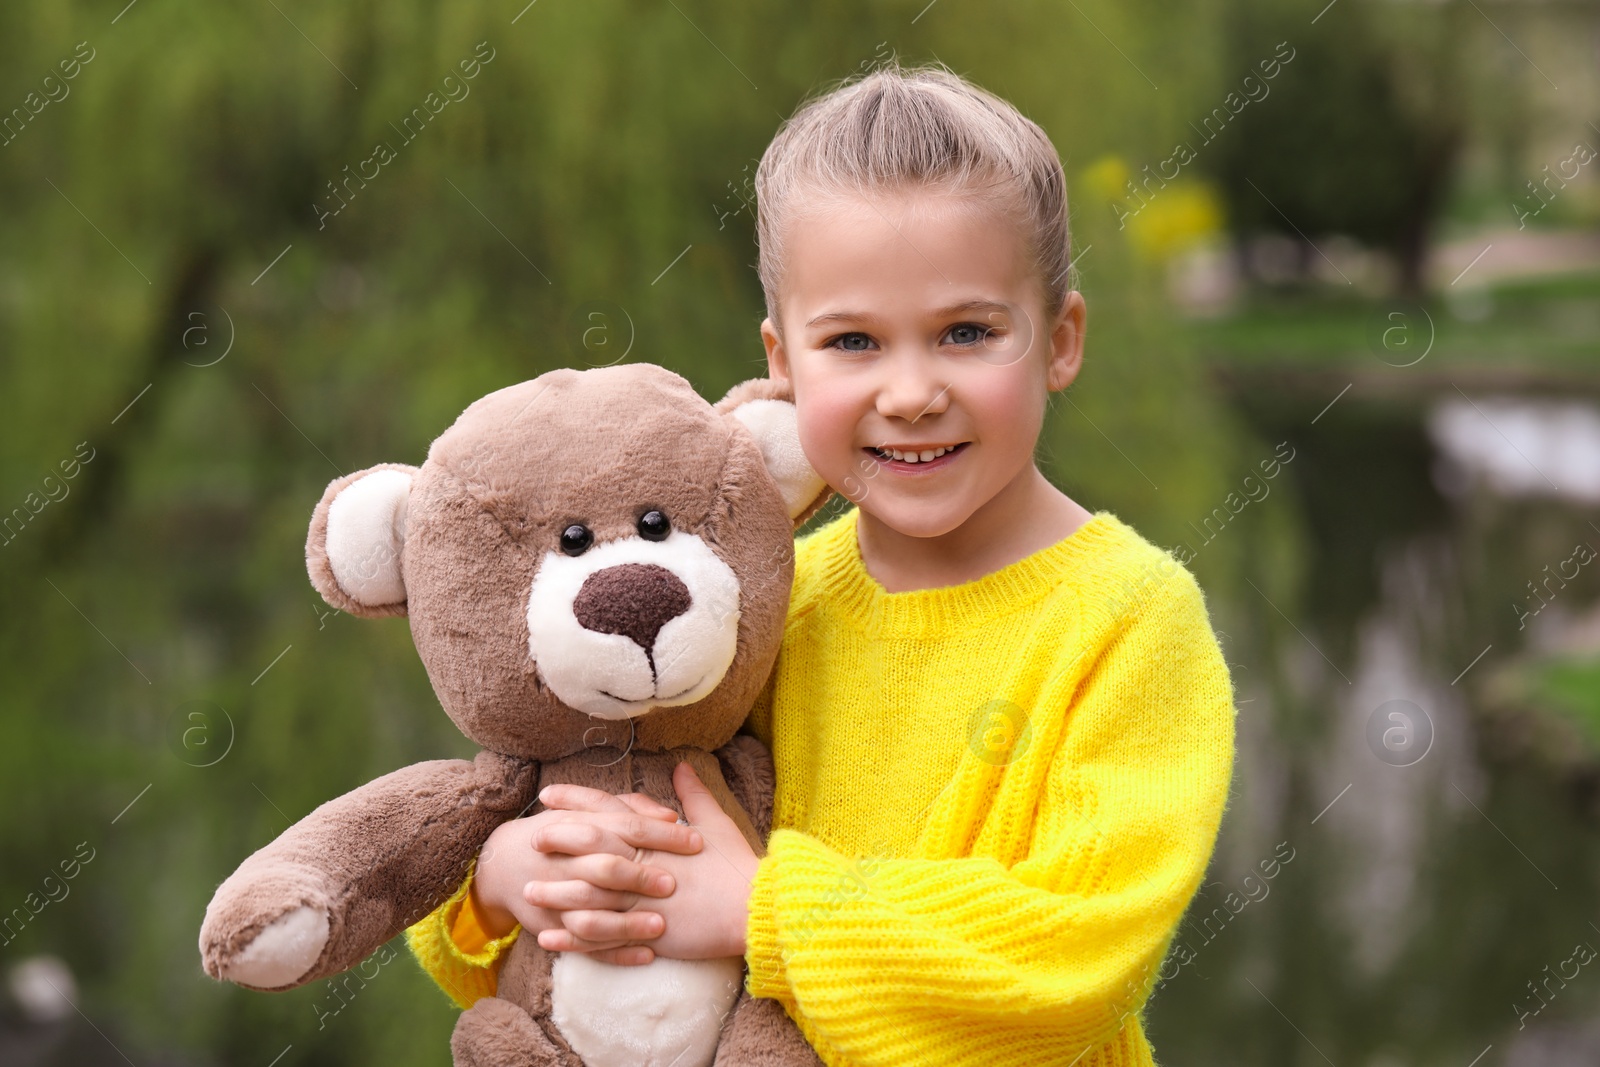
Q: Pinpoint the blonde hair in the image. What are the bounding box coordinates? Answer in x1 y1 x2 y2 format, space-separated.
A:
755 59 1072 333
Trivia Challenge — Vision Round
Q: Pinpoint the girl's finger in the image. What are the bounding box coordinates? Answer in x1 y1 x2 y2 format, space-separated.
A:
541 928 644 955
524 878 638 912
566 907 664 943
547 908 663 947
558 851 675 897
538 783 638 812
615 792 682 821
582 945 656 966
532 816 700 860
527 849 671 898
538 928 606 953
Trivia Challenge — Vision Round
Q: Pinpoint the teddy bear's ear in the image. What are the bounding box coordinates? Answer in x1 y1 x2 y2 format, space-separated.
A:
305 463 419 618
715 377 833 528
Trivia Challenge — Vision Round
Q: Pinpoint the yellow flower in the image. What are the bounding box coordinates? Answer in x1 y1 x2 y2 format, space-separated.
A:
1079 155 1131 207
1126 181 1224 261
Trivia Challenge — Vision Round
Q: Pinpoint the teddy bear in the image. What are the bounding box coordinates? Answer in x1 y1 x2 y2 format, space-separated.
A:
198 363 832 1067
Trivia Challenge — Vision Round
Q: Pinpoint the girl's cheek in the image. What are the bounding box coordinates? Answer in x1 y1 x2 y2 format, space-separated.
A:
792 411 844 482
795 390 858 454
963 369 1045 447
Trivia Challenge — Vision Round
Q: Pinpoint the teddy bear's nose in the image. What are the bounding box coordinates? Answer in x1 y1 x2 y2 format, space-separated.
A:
572 563 693 653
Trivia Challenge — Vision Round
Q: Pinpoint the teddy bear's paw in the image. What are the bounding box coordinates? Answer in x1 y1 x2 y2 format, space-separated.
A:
712 993 825 1066
201 900 330 990
452 996 566 1067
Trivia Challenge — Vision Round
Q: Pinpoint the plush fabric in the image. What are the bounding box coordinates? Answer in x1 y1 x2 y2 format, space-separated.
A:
324 466 412 608
199 364 830 1067
415 503 1236 1067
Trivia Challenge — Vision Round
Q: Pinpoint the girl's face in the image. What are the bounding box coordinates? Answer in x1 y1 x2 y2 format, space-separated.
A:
761 188 1085 540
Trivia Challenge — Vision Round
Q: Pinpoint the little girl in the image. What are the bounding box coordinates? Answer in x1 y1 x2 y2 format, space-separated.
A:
407 61 1235 1066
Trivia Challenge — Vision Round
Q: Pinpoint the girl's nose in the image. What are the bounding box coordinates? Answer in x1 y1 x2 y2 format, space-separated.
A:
874 350 951 424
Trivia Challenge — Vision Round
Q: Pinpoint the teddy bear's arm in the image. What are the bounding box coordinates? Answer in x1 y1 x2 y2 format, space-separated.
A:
199 750 537 992
714 732 777 847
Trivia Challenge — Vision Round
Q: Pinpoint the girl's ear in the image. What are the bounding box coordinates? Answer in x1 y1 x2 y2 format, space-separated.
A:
715 377 833 528
305 463 420 618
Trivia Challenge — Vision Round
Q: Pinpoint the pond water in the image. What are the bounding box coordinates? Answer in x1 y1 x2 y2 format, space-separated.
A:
1148 384 1600 1066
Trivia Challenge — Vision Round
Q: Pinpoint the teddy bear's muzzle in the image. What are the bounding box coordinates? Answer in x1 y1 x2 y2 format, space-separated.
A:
525 529 742 720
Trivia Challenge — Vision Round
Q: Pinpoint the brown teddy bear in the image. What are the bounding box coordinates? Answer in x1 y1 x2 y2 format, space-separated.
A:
199 364 831 1067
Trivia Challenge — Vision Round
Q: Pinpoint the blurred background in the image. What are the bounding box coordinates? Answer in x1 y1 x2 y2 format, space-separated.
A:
1 0 1597 1064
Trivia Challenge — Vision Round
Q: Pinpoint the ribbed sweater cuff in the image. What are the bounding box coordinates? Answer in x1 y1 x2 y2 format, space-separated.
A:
403 858 520 1010
745 848 788 999
439 859 523 967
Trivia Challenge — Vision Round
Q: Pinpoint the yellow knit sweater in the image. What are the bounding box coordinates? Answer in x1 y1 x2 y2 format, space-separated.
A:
406 504 1236 1066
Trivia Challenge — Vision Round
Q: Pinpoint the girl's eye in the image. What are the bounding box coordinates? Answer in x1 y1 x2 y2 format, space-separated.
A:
945 322 995 347
823 326 995 351
825 332 874 352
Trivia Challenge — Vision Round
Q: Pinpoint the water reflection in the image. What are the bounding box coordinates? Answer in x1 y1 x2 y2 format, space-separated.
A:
1429 397 1600 505
1150 383 1600 1065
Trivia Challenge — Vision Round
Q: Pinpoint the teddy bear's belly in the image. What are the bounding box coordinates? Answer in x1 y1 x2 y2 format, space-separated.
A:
549 952 743 1067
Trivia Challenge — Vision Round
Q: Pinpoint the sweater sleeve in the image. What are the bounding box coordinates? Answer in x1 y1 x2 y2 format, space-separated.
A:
404 857 521 1009
742 567 1236 1064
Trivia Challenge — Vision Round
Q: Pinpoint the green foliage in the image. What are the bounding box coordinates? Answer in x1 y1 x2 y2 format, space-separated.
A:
1206 0 1468 293
1531 657 1600 748
6 1 1591 1064
0 2 1251 1062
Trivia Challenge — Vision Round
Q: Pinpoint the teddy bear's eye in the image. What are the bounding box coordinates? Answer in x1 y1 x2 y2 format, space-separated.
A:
560 524 593 556
637 510 670 541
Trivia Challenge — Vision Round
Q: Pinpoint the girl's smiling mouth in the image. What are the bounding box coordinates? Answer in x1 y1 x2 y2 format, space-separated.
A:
864 441 969 470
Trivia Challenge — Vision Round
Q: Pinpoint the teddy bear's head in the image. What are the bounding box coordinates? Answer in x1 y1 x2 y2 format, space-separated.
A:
302 364 831 762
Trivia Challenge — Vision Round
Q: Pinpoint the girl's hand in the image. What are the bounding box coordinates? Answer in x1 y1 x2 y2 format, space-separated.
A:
471 789 702 966
534 762 760 965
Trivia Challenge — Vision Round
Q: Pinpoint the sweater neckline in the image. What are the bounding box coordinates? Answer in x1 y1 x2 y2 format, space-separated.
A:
812 504 1125 636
